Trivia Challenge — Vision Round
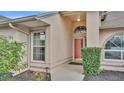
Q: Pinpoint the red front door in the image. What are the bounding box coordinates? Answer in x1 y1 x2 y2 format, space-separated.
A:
74 39 83 59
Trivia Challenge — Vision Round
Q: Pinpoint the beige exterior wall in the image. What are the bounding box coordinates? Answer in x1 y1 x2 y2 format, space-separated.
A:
101 12 124 29
0 27 28 64
86 11 100 47
41 13 73 68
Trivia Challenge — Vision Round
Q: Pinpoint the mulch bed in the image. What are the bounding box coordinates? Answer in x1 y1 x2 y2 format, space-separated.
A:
1 70 51 81
83 70 124 81
14 70 51 81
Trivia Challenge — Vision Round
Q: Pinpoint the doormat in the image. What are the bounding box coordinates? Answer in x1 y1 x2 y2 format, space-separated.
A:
69 62 82 65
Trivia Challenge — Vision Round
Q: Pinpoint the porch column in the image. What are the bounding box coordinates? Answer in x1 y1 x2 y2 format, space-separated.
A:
86 11 100 47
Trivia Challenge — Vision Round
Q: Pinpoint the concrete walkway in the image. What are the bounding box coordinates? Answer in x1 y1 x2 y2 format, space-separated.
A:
51 63 84 81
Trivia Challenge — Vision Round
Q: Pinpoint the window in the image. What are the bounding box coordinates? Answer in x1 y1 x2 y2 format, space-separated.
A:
74 26 86 33
104 33 124 61
32 32 45 62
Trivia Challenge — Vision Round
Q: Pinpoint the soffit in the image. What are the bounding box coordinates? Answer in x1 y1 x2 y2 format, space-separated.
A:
60 11 86 22
17 20 48 28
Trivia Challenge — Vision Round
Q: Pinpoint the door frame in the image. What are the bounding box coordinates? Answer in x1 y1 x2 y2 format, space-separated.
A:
72 32 86 60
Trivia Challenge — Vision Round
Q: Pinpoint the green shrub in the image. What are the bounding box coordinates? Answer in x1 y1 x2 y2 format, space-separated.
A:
82 47 102 76
0 36 27 80
0 73 12 81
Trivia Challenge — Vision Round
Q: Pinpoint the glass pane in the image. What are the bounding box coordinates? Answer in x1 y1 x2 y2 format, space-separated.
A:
122 51 124 60
40 40 45 46
33 47 45 61
122 34 124 50
33 32 45 46
105 51 121 60
33 54 44 61
33 54 45 61
74 26 86 33
105 34 121 50
41 54 45 61
40 47 45 55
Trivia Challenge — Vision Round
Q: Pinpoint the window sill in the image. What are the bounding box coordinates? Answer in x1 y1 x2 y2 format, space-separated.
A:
31 60 45 64
103 59 124 62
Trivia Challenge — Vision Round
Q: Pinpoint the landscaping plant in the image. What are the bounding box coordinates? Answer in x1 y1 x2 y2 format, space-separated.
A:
0 36 27 80
82 47 102 76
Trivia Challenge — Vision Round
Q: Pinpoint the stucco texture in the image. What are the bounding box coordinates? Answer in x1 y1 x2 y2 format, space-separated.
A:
41 13 73 68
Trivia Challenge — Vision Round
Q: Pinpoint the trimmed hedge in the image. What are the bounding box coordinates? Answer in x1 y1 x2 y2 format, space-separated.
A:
82 47 102 76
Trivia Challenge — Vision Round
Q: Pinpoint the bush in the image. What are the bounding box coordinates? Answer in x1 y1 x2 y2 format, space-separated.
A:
0 36 27 80
82 47 102 76
0 73 12 81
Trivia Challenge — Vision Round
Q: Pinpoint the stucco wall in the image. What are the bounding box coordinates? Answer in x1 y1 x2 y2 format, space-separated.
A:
101 12 124 29
0 27 28 64
41 13 73 68
87 11 100 47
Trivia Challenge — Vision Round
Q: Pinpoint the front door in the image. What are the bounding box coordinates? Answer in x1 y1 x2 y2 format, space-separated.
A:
74 39 83 59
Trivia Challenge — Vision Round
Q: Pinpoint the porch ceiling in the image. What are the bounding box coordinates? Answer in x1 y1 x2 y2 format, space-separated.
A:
60 11 86 22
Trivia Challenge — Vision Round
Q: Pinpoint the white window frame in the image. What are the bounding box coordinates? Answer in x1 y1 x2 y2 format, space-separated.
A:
104 33 124 62
31 31 46 63
104 49 124 62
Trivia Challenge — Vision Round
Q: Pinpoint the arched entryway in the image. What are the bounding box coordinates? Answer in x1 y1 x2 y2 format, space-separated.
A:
73 26 87 61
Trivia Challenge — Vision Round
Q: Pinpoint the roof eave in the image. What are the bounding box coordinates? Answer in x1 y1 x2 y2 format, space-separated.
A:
0 16 49 28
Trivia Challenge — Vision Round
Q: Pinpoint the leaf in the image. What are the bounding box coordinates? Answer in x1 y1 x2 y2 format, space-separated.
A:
0 36 26 76
82 47 102 76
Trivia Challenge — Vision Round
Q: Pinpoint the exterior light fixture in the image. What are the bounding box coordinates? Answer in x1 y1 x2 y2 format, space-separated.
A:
77 18 80 22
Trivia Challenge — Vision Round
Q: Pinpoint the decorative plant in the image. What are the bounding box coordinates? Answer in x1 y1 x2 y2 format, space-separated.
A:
32 67 51 81
0 36 27 80
82 47 102 76
33 72 46 80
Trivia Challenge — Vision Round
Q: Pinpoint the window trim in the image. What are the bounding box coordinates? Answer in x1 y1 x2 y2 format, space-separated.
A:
31 31 46 63
74 26 86 33
104 49 124 62
104 33 124 62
